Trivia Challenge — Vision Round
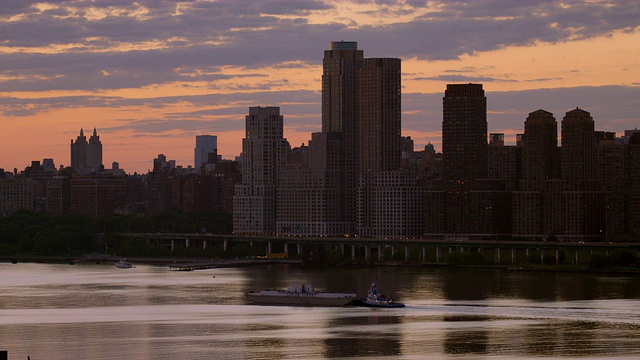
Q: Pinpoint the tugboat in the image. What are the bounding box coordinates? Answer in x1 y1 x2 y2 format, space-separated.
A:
247 283 358 307
357 282 405 308
115 258 134 269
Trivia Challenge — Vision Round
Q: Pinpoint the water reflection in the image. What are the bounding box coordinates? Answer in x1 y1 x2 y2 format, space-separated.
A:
324 314 402 358
441 269 497 300
442 315 490 355
2 263 640 359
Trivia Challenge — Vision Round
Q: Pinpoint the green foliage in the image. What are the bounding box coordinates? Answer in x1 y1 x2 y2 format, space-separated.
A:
589 253 610 268
542 254 556 265
609 250 638 267
0 210 233 257
588 250 638 269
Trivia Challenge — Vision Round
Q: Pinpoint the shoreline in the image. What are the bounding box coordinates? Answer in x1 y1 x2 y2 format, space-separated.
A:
2 255 640 274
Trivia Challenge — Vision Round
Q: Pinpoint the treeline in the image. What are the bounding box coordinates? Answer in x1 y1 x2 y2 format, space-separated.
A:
0 210 233 257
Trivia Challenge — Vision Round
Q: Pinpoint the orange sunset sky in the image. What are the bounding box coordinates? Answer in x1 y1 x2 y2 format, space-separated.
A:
1 0 639 174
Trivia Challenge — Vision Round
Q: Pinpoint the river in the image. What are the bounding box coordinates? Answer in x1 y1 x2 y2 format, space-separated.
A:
1 262 640 359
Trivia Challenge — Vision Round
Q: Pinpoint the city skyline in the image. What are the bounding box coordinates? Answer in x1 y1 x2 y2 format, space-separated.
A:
1 1 639 174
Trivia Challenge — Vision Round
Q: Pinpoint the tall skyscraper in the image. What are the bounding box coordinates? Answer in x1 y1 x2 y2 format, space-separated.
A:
358 57 402 172
322 41 363 227
442 83 487 180
522 109 558 185
71 128 102 174
234 106 289 235
320 41 402 231
194 135 217 169
561 108 595 183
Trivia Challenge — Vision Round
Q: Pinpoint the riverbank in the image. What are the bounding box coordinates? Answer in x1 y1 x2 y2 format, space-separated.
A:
2 255 640 274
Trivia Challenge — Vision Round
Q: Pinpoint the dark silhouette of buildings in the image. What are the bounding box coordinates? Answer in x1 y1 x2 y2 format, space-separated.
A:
442 84 487 180
271 41 407 237
71 128 102 174
522 109 558 186
3 42 640 243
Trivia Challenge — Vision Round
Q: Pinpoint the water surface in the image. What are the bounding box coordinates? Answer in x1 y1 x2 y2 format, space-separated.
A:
1 263 639 359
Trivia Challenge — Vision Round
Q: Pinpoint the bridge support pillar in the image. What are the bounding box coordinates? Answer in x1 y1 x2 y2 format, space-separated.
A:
575 249 578 264
351 245 356 261
495 248 500 264
405 245 409 262
223 240 228 252
391 245 395 257
267 241 272 255
556 249 560 264
436 246 440 263
203 240 207 250
379 245 382 261
365 246 370 261
511 248 516 264
284 243 289 255
185 238 189 248
422 247 426 263
297 244 302 256
171 239 175 252
341 244 345 256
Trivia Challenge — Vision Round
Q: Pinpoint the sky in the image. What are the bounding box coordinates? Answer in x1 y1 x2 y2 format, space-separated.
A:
1 0 639 174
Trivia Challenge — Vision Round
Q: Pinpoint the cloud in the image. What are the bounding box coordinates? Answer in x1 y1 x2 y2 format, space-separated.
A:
413 74 517 83
1 1 638 92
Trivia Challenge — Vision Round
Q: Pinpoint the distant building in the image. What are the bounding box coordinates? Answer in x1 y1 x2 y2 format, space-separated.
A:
522 109 558 188
277 132 348 237
69 176 127 216
0 177 35 216
357 171 424 239
70 128 102 174
195 135 218 170
442 83 487 180
233 106 289 235
561 108 596 184
628 134 640 237
488 133 521 191
153 154 175 172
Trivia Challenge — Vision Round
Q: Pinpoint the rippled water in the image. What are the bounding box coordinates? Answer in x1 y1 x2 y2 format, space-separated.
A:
1 262 640 359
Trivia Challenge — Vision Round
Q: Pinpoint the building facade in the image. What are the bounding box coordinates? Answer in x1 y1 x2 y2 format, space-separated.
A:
194 135 218 170
70 128 102 174
442 84 487 181
522 109 558 187
233 107 289 235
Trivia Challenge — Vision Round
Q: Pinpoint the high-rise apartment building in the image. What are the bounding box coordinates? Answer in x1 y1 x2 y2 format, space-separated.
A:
522 109 558 187
358 57 402 172
70 128 102 174
628 134 640 237
442 84 487 180
488 133 521 191
561 108 596 184
194 135 217 170
234 107 289 235
321 41 363 228
319 41 402 233
276 41 403 237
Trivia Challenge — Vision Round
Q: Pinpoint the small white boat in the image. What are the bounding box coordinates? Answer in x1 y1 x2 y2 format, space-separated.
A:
115 258 133 269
